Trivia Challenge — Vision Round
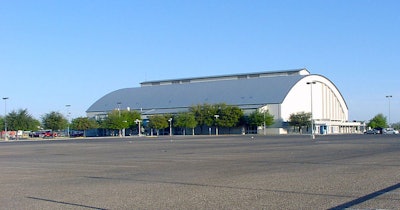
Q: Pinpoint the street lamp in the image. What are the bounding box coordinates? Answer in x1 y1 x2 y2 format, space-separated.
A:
2 97 9 141
66 105 71 138
306 82 316 139
214 115 219 135
117 102 121 136
386 95 392 127
135 119 141 136
117 102 121 117
168 118 172 136
263 108 266 135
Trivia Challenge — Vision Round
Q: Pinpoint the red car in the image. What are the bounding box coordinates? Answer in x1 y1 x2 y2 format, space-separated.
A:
43 131 57 138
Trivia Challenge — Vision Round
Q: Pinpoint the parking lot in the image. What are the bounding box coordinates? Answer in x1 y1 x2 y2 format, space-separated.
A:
1 134 399 209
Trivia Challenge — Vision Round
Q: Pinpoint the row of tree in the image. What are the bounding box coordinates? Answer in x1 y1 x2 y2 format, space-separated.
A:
0 103 276 136
95 103 275 136
0 109 66 132
1 106 395 137
0 109 96 134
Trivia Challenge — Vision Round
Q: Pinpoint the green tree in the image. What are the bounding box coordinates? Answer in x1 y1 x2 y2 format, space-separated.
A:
70 117 99 137
42 111 68 132
190 103 244 134
99 110 141 135
4 109 40 131
174 112 197 135
121 110 141 129
148 115 169 136
368 114 387 129
248 110 274 127
102 110 128 136
288 112 311 134
122 110 142 135
0 117 3 131
214 103 244 129
190 103 215 127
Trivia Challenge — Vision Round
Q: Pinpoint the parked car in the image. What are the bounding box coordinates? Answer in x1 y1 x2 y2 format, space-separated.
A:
383 128 399 135
29 131 40 138
71 130 84 137
29 130 48 138
364 129 378 134
43 131 57 138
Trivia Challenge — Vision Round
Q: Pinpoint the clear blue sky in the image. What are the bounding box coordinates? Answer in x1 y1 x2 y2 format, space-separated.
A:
1 0 399 123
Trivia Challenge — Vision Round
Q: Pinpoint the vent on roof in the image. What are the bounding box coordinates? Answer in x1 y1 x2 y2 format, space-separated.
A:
140 69 309 87
249 74 260 78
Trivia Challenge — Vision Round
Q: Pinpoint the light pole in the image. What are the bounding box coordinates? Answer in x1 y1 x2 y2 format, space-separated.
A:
263 108 266 135
135 119 141 136
66 104 71 138
168 118 172 136
306 82 316 139
386 95 392 127
117 102 121 117
214 115 219 135
117 102 121 136
2 97 9 141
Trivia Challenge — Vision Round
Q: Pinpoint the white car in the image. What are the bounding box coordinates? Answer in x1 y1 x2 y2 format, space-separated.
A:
383 128 399 134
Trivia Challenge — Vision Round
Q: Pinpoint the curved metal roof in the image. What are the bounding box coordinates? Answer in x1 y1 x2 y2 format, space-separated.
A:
86 74 307 114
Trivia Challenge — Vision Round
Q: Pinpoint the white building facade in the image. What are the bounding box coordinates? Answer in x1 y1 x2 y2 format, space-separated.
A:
263 74 361 134
87 69 363 135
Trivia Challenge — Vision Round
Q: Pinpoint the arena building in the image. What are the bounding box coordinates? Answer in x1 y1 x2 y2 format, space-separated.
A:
86 69 363 135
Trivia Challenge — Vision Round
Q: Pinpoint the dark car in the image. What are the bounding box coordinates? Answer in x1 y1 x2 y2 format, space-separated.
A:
29 131 40 138
364 129 378 134
71 131 84 137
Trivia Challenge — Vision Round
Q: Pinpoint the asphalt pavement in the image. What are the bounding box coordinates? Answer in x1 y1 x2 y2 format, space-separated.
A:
0 134 399 209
